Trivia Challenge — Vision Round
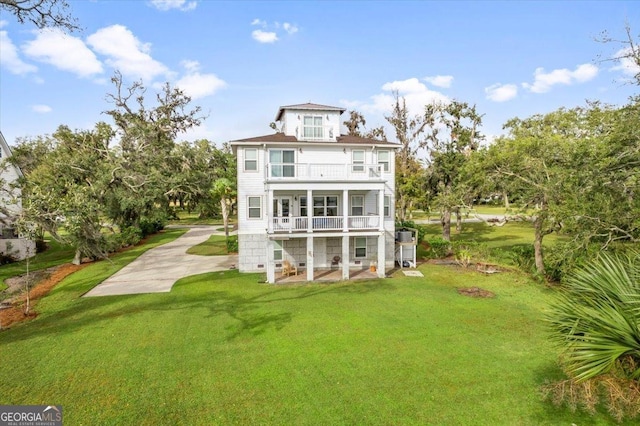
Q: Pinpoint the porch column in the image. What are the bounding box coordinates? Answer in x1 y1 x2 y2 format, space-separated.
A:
342 235 350 280
377 233 386 278
266 186 274 233
378 189 385 231
266 238 275 283
307 189 313 233
306 236 314 281
342 189 349 232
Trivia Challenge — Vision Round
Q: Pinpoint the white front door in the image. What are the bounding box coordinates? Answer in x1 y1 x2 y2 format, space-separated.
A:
313 238 326 268
273 197 292 230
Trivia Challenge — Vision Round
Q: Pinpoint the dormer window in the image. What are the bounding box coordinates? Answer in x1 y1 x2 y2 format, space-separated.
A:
303 115 323 140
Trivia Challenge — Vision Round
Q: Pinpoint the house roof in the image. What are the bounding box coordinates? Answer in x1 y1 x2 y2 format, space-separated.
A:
231 132 399 147
275 103 347 121
0 131 23 178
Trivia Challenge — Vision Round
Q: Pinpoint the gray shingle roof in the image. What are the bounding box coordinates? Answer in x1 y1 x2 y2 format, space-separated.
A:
275 103 347 121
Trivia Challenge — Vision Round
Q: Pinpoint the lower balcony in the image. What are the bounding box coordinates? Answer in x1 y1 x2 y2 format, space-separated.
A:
271 215 380 233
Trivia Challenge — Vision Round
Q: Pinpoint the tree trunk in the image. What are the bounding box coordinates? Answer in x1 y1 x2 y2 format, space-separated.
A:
503 190 510 210
220 197 229 240
441 208 451 242
455 207 462 233
533 214 546 276
72 249 82 265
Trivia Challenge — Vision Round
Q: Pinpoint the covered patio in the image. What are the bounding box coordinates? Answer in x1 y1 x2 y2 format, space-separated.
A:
274 267 380 284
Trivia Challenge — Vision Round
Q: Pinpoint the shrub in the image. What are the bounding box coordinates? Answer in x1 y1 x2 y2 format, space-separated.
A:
425 237 451 259
138 216 166 237
508 245 536 273
226 236 238 253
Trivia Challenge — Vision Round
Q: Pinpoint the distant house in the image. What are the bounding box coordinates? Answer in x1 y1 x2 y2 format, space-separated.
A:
0 131 34 260
230 103 398 283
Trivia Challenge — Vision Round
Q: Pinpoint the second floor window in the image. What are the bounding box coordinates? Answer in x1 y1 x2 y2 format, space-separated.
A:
248 196 262 219
270 149 295 177
244 148 257 171
313 196 338 216
351 195 364 216
303 116 323 139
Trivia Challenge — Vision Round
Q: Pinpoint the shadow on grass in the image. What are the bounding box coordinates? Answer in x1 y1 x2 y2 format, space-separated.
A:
0 271 395 345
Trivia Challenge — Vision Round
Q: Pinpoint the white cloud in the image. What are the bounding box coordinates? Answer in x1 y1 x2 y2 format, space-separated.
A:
250 19 298 43
522 63 598 93
175 61 226 99
252 29 278 44
32 104 52 113
22 28 103 78
282 23 298 34
342 77 449 123
610 47 640 78
423 75 453 88
87 25 169 82
485 83 518 102
149 0 197 11
0 27 37 74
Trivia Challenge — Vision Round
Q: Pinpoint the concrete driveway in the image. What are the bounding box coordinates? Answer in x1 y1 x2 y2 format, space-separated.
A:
84 226 238 297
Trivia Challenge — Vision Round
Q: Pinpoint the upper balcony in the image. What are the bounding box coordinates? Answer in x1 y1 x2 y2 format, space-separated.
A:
298 124 335 142
267 163 385 182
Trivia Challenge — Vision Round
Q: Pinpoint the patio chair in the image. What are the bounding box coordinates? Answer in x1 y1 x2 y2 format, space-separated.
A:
282 260 298 277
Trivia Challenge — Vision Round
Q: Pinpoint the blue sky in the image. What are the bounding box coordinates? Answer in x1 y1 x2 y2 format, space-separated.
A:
1 0 639 147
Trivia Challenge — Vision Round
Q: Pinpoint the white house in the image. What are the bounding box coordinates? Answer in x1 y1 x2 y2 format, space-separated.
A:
0 131 34 260
230 103 398 283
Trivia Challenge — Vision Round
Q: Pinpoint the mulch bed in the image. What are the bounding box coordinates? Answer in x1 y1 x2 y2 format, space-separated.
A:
0 263 88 329
457 286 496 298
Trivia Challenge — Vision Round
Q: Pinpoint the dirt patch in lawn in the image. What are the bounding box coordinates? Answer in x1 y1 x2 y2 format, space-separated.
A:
0 263 88 329
457 286 496 298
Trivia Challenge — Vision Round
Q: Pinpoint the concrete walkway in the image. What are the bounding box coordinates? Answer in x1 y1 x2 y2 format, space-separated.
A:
84 226 238 297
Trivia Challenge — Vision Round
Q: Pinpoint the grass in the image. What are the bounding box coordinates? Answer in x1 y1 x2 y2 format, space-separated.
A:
0 248 627 424
186 234 228 256
0 238 75 292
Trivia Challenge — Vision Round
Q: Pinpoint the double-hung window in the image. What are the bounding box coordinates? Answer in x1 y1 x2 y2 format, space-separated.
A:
384 195 391 218
377 150 390 172
352 150 365 172
351 195 364 216
303 115 323 139
269 149 295 177
354 237 367 258
247 196 262 219
300 196 307 216
313 196 338 216
273 241 283 261
244 148 257 171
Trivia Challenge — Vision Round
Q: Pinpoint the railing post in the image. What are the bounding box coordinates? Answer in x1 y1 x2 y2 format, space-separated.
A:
307 189 313 232
343 189 349 232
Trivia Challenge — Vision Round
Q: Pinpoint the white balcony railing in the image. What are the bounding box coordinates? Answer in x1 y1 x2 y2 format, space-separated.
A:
267 163 383 181
299 125 334 141
271 215 380 232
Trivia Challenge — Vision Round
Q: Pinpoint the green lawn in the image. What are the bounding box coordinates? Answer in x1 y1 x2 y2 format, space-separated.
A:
186 234 228 256
0 244 624 424
0 238 76 292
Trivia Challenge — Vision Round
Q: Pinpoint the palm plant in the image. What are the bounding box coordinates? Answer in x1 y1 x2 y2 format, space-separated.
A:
547 252 640 381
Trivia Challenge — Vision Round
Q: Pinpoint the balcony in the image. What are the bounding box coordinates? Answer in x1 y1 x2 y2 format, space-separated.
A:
299 124 334 141
271 215 381 233
267 163 384 181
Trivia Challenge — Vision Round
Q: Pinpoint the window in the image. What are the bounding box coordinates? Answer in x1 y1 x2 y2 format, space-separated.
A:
244 148 257 171
351 195 364 216
273 241 283 261
313 196 338 216
269 149 295 177
384 195 391 218
303 115 323 139
354 237 367 258
300 196 307 216
248 196 262 219
352 150 365 172
377 150 390 172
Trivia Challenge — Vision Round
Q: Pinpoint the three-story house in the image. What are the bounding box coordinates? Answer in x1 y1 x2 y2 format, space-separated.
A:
231 103 398 283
